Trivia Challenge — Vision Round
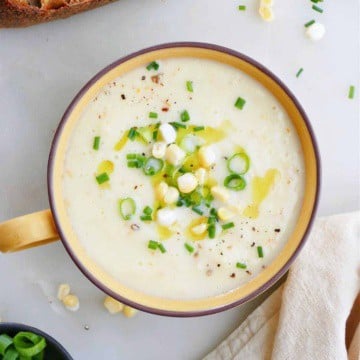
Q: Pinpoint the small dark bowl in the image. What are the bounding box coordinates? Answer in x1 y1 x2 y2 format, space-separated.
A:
0 323 73 360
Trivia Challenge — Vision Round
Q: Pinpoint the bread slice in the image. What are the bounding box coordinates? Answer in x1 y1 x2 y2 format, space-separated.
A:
0 0 117 27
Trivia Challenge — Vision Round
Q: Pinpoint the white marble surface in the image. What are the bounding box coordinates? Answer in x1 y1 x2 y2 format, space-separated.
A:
0 1 358 359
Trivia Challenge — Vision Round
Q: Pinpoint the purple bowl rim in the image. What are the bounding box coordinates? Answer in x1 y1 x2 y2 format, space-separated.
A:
0 322 73 359
47 41 321 317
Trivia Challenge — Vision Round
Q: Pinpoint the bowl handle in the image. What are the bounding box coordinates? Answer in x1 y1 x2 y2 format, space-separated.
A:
0 210 59 253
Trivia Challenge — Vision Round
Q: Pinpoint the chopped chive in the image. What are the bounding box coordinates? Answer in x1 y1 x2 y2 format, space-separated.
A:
93 136 100 150
296 68 304 78
193 126 205 131
186 81 193 92
143 206 153 215
222 222 235 230
238 5 246 10
149 112 158 119
224 174 246 191
348 85 355 99
257 246 264 258
312 5 323 13
146 61 159 71
148 240 158 250
304 19 315 28
126 153 137 159
152 130 158 140
127 127 137 140
95 172 109 184
184 243 194 253
192 206 203 215
236 262 247 269
310 0 323 3
208 224 216 239
118 198 136 220
227 152 250 175
180 110 190 122
234 97 246 110
169 121 187 129
143 157 164 176
158 243 166 253
141 215 152 221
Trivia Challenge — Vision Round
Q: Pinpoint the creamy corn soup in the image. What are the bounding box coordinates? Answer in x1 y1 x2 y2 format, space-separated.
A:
63 58 305 300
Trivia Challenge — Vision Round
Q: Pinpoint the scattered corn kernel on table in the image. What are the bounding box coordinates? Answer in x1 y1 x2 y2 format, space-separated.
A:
0 1 358 359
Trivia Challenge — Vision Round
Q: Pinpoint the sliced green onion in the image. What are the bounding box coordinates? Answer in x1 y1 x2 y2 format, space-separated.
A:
222 222 234 230
208 224 216 239
304 19 315 27
169 122 187 130
137 126 153 144
210 207 218 220
224 174 246 191
158 243 166 253
234 97 246 110
310 0 323 2
3 347 19 360
127 154 146 168
126 153 137 160
149 112 158 119
193 126 205 132
96 172 110 185
192 206 203 215
152 130 158 140
118 198 136 220
143 157 164 176
257 246 264 258
180 110 190 122
148 240 158 250
143 206 153 215
127 127 137 140
93 136 101 150
227 152 250 174
238 5 246 10
179 134 199 154
184 243 194 253
312 4 323 13
0 334 13 356
296 68 304 78
13 332 46 358
140 215 152 221
146 61 159 71
236 262 247 269
208 216 216 225
348 85 355 99
186 81 193 92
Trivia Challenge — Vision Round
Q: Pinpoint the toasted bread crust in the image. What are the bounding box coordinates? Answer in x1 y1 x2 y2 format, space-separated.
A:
0 0 117 27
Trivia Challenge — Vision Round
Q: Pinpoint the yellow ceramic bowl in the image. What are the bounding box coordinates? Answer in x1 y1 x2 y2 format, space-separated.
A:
0 43 320 316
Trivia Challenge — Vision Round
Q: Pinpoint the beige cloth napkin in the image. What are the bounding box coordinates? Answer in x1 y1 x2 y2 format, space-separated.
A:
204 212 360 360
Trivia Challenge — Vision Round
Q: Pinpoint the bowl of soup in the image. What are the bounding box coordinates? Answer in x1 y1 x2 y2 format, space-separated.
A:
0 43 320 316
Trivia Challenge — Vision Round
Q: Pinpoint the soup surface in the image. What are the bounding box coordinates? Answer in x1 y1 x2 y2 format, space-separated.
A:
63 57 305 300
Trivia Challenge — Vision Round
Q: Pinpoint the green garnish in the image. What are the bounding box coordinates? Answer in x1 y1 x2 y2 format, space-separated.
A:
193 126 205 131
143 157 164 176
140 215 152 221
146 61 159 71
93 136 101 150
348 85 355 99
169 122 187 129
224 174 246 191
13 332 46 358
118 198 136 220
96 172 110 185
184 243 194 253
304 19 315 27
208 224 216 239
296 68 304 78
227 152 250 174
0 334 13 356
152 130 158 140
180 110 190 122
236 262 247 269
312 4 323 13
238 5 246 10
140 206 153 221
127 154 146 168
234 97 246 110
192 206 203 215
222 222 234 230
158 243 166 253
257 246 264 258
186 81 193 92
127 127 137 140
143 206 153 215
136 126 153 144
148 240 158 250
210 208 218 220
149 112 158 119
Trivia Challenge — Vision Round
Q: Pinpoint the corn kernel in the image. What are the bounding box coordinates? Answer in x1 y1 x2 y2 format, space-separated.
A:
123 305 138 318
155 182 168 201
156 208 177 227
194 168 207 185
164 186 179 205
259 6 274 21
62 294 80 312
104 296 124 314
211 186 230 202
159 123 176 144
191 223 208 235
177 173 198 194
165 144 186 166
218 207 236 221
152 141 167 159
57 283 70 301
198 146 216 168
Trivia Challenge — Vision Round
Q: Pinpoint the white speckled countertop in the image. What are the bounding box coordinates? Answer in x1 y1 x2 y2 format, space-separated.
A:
0 1 358 359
